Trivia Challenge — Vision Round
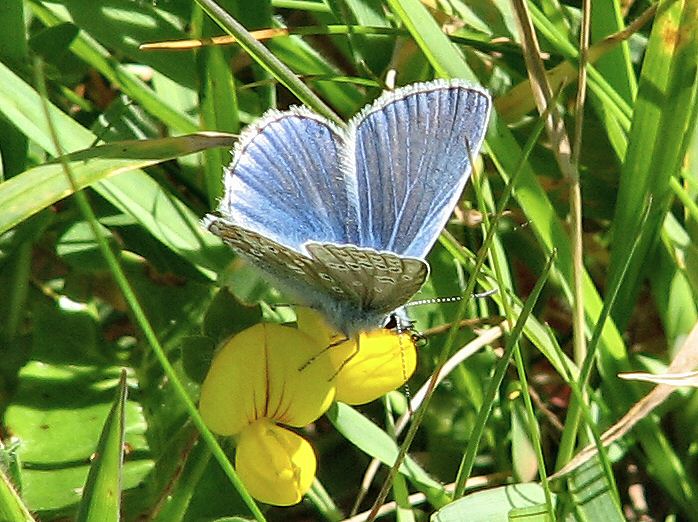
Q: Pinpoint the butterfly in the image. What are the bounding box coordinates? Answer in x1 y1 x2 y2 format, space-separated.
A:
203 79 491 338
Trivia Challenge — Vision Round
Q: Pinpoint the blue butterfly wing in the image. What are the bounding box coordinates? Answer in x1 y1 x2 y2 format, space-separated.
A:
350 80 491 258
216 108 360 252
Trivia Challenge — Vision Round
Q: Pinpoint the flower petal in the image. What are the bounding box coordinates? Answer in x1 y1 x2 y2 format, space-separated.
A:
332 329 417 405
295 306 338 345
199 323 335 435
236 419 316 506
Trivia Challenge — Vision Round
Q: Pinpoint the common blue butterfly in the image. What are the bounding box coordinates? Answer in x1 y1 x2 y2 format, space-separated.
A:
203 79 491 337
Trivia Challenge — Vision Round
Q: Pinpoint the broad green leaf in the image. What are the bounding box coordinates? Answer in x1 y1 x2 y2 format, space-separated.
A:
568 459 624 522
56 221 116 271
3 301 152 516
431 484 556 522
203 289 263 343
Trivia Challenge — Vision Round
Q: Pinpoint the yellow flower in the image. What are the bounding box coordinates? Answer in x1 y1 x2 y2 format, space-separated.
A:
296 307 417 405
199 323 335 505
236 419 316 506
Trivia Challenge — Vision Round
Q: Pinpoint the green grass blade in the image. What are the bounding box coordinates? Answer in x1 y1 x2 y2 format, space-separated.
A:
29 2 199 134
194 0 340 123
385 0 471 79
607 0 698 328
0 133 234 236
75 370 128 522
151 441 212 522
0 445 34 522
0 0 29 181
453 249 556 497
197 45 240 205
590 1 637 103
272 0 331 11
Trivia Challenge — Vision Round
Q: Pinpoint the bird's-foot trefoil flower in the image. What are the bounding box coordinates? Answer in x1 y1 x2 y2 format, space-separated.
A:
199 323 335 505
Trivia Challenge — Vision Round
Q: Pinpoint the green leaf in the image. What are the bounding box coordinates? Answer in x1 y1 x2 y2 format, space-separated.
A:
56 221 116 271
28 22 79 63
385 0 472 79
198 43 240 205
431 484 556 522
3 301 152 517
151 441 211 522
567 459 625 522
194 0 340 123
0 130 234 239
0 59 231 272
181 336 217 384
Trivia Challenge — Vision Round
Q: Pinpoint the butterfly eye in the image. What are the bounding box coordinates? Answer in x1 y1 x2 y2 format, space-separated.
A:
383 314 398 330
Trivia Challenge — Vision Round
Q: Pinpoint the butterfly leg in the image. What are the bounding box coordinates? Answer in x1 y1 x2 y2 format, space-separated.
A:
327 338 361 381
297 335 350 372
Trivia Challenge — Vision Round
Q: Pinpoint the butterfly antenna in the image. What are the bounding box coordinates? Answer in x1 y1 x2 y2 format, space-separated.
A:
405 289 497 309
400 356 413 417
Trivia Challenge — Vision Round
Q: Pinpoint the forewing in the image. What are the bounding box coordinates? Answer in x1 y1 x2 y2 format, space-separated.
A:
305 243 428 315
349 80 491 258
218 108 360 252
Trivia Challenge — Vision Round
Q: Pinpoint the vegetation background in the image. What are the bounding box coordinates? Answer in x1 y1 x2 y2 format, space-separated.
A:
0 0 697 520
